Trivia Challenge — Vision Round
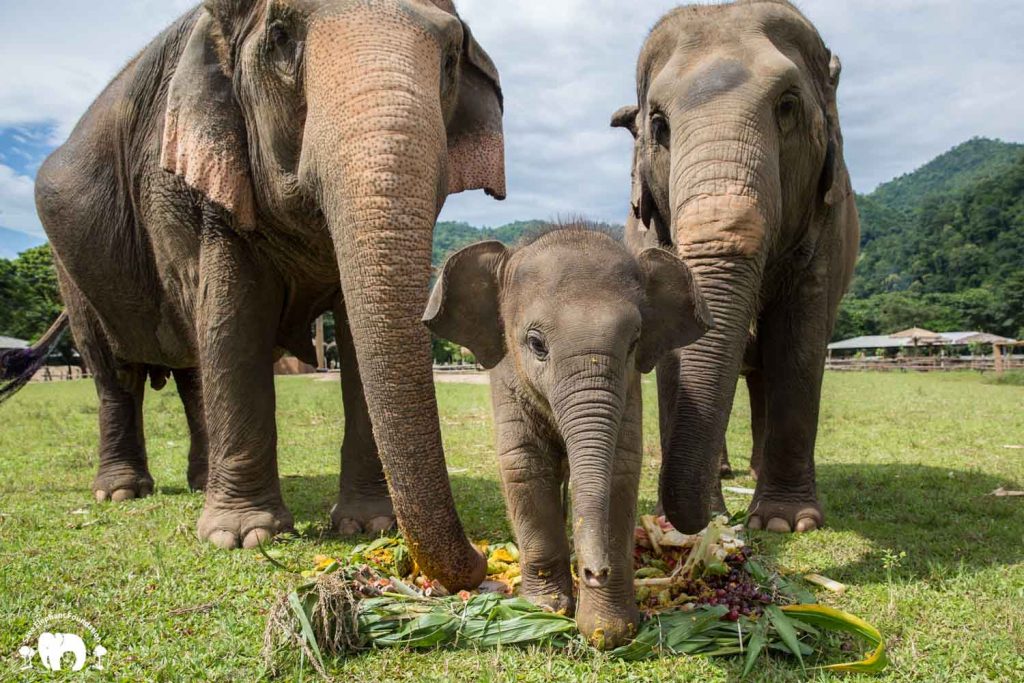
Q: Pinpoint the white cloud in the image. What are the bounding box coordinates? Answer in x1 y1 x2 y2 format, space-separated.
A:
0 163 41 236
0 0 1022 235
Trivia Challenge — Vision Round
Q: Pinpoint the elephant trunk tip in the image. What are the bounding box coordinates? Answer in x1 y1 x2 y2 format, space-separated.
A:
582 563 611 589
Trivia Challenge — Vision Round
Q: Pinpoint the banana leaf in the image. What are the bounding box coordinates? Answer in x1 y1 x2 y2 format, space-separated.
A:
782 604 888 673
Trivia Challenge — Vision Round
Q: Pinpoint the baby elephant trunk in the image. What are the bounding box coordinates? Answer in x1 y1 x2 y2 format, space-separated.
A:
552 358 626 590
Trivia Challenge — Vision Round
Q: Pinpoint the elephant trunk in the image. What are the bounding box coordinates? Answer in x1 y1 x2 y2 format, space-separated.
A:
304 13 484 590
660 118 774 533
551 354 625 588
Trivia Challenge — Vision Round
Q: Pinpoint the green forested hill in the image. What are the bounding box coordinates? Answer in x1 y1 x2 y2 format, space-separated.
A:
837 138 1024 340
432 219 623 268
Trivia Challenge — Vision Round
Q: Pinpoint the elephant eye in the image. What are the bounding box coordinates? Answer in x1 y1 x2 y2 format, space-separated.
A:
440 50 459 96
650 112 670 148
629 331 640 355
526 329 549 361
267 22 299 74
776 92 801 134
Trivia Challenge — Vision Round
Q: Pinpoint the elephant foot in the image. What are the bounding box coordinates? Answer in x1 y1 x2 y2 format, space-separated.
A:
187 457 209 492
93 464 154 503
746 495 822 533
330 493 395 537
198 497 293 549
520 588 574 616
518 560 575 615
575 600 639 649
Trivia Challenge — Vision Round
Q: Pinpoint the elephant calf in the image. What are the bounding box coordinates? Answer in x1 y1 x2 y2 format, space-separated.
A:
423 226 711 648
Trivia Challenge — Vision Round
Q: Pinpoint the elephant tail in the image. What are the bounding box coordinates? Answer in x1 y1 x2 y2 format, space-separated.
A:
0 311 70 404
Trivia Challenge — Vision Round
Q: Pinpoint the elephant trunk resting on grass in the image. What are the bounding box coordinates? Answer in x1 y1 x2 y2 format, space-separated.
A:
612 0 859 535
5 0 507 591
424 225 712 648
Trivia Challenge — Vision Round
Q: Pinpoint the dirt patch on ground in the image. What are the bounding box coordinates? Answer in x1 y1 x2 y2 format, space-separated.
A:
312 371 489 385
433 372 490 385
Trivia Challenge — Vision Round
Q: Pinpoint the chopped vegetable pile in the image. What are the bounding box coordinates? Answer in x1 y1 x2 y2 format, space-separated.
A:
262 515 887 678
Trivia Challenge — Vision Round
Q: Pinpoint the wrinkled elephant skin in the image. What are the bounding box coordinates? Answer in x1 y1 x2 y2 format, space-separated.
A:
32 0 506 591
424 226 711 647
612 1 859 535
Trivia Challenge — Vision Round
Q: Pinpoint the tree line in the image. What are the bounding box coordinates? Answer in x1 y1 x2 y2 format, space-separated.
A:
2 138 1021 352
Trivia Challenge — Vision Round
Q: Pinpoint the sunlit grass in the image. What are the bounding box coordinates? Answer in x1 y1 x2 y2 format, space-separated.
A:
0 372 1021 681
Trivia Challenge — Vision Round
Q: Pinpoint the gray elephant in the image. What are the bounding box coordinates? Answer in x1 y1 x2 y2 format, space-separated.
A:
423 226 711 648
611 1 859 534
18 0 505 590
37 632 87 672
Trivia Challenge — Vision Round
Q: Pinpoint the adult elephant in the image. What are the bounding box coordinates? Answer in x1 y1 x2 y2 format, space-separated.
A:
28 0 504 589
612 0 859 534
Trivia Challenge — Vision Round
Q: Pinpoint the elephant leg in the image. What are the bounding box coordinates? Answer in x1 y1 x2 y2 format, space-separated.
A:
173 368 208 491
650 353 678 516
331 304 394 536
92 362 151 502
719 441 734 479
747 291 828 534
59 271 153 503
500 444 574 615
195 225 292 549
746 369 766 479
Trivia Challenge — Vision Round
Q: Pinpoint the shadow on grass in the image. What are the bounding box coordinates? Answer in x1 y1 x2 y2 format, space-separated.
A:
277 473 510 541
795 463 1023 583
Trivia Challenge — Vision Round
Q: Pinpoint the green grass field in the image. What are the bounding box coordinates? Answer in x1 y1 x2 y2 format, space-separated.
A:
1 372 1022 681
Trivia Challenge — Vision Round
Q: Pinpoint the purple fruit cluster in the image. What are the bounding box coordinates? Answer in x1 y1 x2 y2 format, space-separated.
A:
684 550 774 621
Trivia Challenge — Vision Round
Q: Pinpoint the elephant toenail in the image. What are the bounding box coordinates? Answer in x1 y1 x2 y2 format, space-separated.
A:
242 528 272 549
746 515 763 530
111 489 136 502
765 517 792 533
366 516 396 534
208 529 239 549
94 490 109 502
335 518 362 537
795 517 818 532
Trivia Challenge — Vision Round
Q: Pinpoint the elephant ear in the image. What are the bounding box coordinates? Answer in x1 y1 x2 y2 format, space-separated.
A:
161 10 256 230
423 241 508 369
612 105 672 248
445 20 507 200
819 53 850 208
635 248 714 373
610 105 639 138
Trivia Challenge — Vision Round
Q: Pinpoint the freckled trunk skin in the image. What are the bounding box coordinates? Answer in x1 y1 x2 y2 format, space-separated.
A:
661 121 770 533
305 14 483 590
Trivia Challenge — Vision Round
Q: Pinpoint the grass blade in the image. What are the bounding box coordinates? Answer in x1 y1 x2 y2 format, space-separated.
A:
287 591 326 673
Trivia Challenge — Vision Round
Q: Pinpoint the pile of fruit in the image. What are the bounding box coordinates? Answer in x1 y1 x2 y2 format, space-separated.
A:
263 515 886 677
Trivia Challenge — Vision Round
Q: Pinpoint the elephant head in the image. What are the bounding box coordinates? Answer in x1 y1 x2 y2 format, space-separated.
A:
424 227 711 646
611 1 849 532
162 0 505 588
37 632 87 672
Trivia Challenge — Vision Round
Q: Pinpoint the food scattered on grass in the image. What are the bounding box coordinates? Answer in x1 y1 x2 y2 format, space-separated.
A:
804 573 848 594
989 487 1024 497
263 515 886 677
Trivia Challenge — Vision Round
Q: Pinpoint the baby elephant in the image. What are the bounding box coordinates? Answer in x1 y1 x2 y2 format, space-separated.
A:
424 227 711 647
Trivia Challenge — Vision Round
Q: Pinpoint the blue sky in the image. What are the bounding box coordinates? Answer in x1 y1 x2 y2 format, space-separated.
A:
1 0 1023 244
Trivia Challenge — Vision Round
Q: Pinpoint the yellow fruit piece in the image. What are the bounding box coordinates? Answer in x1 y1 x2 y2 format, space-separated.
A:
313 555 336 571
490 548 516 564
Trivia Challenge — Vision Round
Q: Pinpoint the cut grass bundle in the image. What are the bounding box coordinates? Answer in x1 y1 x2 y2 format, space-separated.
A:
263 519 887 679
